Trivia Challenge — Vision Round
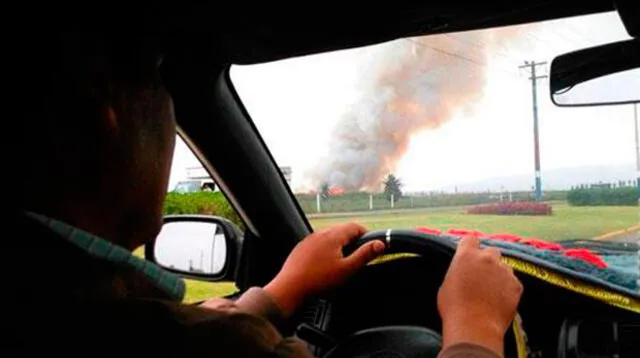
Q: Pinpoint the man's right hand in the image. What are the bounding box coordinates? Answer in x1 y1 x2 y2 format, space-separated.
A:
437 235 523 356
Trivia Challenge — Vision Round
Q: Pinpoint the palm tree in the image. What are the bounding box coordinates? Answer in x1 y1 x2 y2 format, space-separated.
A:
319 182 331 199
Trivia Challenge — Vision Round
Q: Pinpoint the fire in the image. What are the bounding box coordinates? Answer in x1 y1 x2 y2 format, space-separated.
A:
309 28 523 192
329 186 345 195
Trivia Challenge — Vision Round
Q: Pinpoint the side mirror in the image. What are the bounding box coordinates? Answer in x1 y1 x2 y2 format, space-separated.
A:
146 215 243 282
549 39 639 107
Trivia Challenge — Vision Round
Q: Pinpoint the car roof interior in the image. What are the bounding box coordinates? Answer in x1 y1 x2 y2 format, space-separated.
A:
210 2 620 64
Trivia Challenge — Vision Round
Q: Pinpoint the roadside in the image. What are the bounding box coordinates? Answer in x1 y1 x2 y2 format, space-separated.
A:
596 223 640 243
611 233 640 244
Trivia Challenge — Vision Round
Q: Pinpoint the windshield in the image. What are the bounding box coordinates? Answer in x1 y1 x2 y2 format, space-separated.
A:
230 11 639 242
173 181 201 193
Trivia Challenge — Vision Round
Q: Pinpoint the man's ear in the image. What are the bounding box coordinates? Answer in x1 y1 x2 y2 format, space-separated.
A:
100 105 119 137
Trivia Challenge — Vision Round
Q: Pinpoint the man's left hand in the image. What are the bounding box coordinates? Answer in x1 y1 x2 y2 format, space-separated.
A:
264 222 385 317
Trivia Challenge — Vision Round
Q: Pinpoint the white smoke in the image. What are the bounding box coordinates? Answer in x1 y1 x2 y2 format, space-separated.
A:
309 33 494 191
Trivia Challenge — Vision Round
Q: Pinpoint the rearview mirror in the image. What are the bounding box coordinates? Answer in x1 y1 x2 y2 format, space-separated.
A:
550 39 639 107
146 215 243 281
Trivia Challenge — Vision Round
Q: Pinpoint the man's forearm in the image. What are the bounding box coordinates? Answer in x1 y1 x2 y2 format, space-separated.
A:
264 278 306 319
441 316 504 357
200 286 290 332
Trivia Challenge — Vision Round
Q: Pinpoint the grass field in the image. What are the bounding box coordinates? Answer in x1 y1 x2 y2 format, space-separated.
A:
310 204 638 240
183 280 237 303
180 203 638 302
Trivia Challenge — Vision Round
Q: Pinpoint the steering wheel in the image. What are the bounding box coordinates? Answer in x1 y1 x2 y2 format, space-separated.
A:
321 229 458 358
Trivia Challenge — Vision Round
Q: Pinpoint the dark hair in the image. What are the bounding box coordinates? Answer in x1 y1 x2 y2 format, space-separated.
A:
14 29 170 204
10 30 166 130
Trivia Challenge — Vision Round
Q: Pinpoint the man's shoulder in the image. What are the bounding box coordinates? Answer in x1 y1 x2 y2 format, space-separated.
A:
6 212 116 295
7 211 178 301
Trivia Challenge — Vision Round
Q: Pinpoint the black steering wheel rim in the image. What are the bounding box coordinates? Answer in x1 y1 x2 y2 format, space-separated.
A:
343 229 458 260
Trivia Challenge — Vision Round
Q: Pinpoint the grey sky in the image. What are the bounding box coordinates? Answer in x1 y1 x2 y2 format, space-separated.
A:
155 221 227 274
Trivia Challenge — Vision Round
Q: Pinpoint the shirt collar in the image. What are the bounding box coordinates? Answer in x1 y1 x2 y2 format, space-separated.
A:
25 211 186 301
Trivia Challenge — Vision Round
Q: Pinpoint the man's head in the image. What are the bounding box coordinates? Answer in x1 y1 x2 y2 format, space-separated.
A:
18 31 176 250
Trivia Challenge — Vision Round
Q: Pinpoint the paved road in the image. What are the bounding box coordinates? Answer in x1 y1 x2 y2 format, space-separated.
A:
612 233 639 244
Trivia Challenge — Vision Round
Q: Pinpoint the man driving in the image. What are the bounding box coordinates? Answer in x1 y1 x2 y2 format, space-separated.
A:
11 22 522 358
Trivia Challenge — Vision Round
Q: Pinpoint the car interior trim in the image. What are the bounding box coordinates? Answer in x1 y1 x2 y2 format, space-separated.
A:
502 256 640 313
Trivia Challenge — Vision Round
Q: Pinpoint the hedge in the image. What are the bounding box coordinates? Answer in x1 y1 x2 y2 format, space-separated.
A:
163 192 243 228
467 202 553 216
567 187 639 206
295 191 567 214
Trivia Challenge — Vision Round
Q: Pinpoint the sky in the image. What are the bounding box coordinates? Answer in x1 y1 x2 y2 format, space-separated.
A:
155 221 227 274
169 11 639 193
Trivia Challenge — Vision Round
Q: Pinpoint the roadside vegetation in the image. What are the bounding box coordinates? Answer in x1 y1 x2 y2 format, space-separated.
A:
567 186 639 206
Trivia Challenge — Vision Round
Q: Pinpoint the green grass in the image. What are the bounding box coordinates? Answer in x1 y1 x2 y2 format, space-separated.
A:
308 204 638 241
183 280 237 303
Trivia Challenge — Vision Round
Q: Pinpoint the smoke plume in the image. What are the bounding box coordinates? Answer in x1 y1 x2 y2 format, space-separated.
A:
309 32 509 192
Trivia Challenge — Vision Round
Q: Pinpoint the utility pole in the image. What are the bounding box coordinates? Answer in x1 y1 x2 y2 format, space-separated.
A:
634 103 639 188
519 61 547 201
211 230 217 273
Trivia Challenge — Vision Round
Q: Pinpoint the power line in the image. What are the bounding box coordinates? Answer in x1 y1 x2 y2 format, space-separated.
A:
515 28 569 56
407 38 488 67
552 25 590 47
537 27 584 49
406 38 521 78
518 60 548 201
561 22 599 45
443 33 524 65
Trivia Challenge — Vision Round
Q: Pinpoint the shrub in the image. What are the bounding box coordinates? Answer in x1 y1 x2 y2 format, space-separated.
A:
163 192 243 228
467 202 552 216
295 191 567 214
567 187 639 206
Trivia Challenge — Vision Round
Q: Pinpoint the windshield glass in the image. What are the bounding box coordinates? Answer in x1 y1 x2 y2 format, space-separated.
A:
173 181 201 193
230 11 639 242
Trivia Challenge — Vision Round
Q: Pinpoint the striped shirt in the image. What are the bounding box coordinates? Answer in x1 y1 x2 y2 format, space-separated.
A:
25 211 186 301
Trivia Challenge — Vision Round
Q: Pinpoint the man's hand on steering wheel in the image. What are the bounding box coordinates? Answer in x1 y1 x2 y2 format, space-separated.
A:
438 235 524 357
265 222 386 317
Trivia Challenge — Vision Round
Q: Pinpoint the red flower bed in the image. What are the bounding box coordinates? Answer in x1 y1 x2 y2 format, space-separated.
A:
417 226 609 268
467 202 552 216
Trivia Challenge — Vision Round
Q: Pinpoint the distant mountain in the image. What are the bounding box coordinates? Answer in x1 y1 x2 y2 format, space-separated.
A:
439 164 638 192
